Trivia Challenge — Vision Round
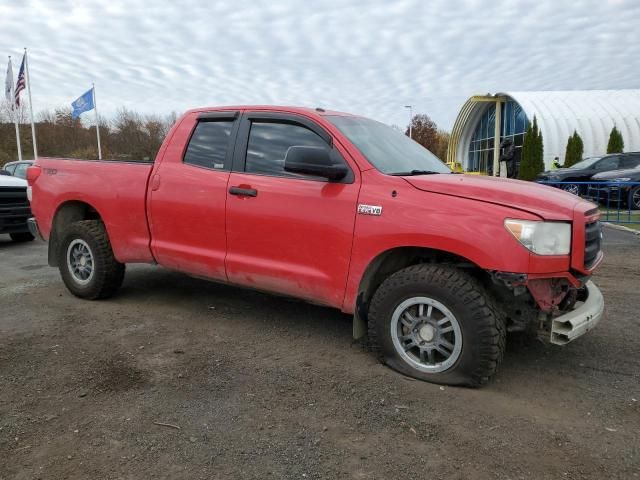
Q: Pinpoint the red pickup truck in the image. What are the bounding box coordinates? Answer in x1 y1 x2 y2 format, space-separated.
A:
27 106 604 386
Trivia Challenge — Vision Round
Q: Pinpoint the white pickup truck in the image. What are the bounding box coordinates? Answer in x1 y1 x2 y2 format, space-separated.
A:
0 174 35 242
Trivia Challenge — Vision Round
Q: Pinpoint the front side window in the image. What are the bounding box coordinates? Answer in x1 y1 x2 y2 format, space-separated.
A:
245 121 329 178
596 156 620 170
183 121 233 169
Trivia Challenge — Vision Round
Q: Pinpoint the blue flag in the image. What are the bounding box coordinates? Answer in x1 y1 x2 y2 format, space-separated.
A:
71 88 95 119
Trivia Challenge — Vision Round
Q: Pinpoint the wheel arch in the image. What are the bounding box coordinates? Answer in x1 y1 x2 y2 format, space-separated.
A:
48 200 104 267
352 246 487 339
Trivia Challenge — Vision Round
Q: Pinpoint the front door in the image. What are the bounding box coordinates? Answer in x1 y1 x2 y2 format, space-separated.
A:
225 113 360 307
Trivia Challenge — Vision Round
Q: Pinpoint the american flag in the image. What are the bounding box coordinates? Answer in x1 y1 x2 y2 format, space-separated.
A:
14 54 26 106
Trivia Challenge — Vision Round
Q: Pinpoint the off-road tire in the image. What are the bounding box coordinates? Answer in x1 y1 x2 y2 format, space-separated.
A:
58 220 125 300
10 232 35 242
368 264 506 387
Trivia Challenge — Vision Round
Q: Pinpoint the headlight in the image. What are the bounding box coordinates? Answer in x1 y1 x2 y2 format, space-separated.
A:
611 178 631 182
504 219 571 255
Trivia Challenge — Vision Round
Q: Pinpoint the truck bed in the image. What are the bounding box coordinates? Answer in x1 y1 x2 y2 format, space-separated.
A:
31 158 155 264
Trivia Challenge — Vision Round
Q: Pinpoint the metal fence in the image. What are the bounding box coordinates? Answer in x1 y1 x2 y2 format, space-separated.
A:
536 181 640 225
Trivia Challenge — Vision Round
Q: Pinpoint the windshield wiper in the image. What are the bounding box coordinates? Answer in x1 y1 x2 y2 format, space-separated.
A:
389 170 443 176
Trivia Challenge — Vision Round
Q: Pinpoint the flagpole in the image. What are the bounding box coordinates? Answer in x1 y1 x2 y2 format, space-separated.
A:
23 48 37 159
8 56 23 162
92 83 102 160
13 109 23 162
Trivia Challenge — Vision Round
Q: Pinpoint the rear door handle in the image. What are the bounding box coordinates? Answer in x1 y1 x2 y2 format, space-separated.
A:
151 174 161 191
229 186 258 197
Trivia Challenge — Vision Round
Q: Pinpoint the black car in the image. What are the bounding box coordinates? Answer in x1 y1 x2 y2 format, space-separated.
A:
537 152 640 195
588 165 640 210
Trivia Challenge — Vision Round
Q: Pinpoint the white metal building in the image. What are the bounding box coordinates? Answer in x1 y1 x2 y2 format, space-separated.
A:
447 89 640 174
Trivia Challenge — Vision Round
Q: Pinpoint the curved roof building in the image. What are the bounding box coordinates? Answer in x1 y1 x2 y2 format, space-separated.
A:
447 89 640 174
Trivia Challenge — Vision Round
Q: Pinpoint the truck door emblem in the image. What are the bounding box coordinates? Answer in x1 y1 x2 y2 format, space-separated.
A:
358 204 383 216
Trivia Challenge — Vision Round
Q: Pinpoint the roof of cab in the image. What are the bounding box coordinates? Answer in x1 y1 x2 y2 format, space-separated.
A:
183 105 354 117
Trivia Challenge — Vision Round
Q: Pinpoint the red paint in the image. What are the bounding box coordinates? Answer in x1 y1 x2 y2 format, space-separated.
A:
29 106 602 314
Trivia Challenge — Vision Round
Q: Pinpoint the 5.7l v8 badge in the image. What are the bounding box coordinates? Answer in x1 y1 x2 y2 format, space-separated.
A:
357 204 383 216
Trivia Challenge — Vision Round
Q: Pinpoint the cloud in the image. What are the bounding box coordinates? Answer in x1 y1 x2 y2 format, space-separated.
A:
1 0 637 129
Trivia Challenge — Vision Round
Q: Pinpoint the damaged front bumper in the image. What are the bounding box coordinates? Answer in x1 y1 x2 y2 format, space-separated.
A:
546 281 604 345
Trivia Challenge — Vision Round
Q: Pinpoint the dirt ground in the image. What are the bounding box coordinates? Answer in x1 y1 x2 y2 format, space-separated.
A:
1 227 638 480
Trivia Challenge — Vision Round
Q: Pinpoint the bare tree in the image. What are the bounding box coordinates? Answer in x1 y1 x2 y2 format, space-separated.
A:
405 114 450 162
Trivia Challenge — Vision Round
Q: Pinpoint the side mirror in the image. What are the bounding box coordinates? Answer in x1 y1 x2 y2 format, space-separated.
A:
284 146 348 181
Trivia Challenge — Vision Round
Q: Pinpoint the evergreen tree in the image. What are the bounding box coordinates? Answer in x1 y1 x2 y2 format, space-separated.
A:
607 126 624 153
564 130 583 167
519 116 544 180
564 135 575 167
573 131 583 163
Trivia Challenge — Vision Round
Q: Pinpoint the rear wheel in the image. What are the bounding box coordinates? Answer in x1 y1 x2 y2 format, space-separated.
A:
10 232 35 242
58 220 125 299
368 264 505 387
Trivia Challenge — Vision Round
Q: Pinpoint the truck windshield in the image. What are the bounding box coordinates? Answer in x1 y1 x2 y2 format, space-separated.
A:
326 116 451 175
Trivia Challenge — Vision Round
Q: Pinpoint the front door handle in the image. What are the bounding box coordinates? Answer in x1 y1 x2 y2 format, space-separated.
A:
229 186 258 197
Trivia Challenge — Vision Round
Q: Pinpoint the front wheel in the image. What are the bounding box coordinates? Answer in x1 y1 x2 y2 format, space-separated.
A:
368 265 505 387
58 220 125 299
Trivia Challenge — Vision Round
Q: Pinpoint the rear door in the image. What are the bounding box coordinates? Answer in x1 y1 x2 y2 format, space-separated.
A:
148 111 240 280
224 112 360 307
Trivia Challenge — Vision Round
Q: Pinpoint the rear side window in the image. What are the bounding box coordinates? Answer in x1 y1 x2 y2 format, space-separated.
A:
245 122 328 178
184 121 233 170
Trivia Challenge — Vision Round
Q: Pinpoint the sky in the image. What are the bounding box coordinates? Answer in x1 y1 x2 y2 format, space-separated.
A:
1 0 638 130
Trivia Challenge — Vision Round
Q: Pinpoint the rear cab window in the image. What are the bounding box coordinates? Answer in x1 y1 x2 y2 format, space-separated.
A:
183 120 234 170
13 163 29 179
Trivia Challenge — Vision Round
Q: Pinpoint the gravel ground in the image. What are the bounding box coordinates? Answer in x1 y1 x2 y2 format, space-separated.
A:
1 227 638 479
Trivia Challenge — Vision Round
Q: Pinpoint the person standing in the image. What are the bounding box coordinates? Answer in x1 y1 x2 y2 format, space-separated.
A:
499 138 516 178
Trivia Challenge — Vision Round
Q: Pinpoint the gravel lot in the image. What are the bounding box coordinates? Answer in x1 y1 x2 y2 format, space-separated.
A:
1 227 639 479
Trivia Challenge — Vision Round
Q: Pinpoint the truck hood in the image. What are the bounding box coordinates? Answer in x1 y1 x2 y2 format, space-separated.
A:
404 174 585 220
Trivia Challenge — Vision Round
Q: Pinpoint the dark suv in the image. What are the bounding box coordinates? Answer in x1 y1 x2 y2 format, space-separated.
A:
589 159 640 210
537 153 640 195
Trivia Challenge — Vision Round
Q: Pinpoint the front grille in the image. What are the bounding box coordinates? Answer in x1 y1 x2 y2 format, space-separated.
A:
584 221 601 268
0 187 30 233
0 187 29 207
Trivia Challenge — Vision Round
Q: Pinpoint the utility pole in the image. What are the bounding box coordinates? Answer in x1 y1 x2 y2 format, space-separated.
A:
404 105 413 139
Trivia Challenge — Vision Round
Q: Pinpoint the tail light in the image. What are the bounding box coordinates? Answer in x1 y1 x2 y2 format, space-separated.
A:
26 165 41 186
